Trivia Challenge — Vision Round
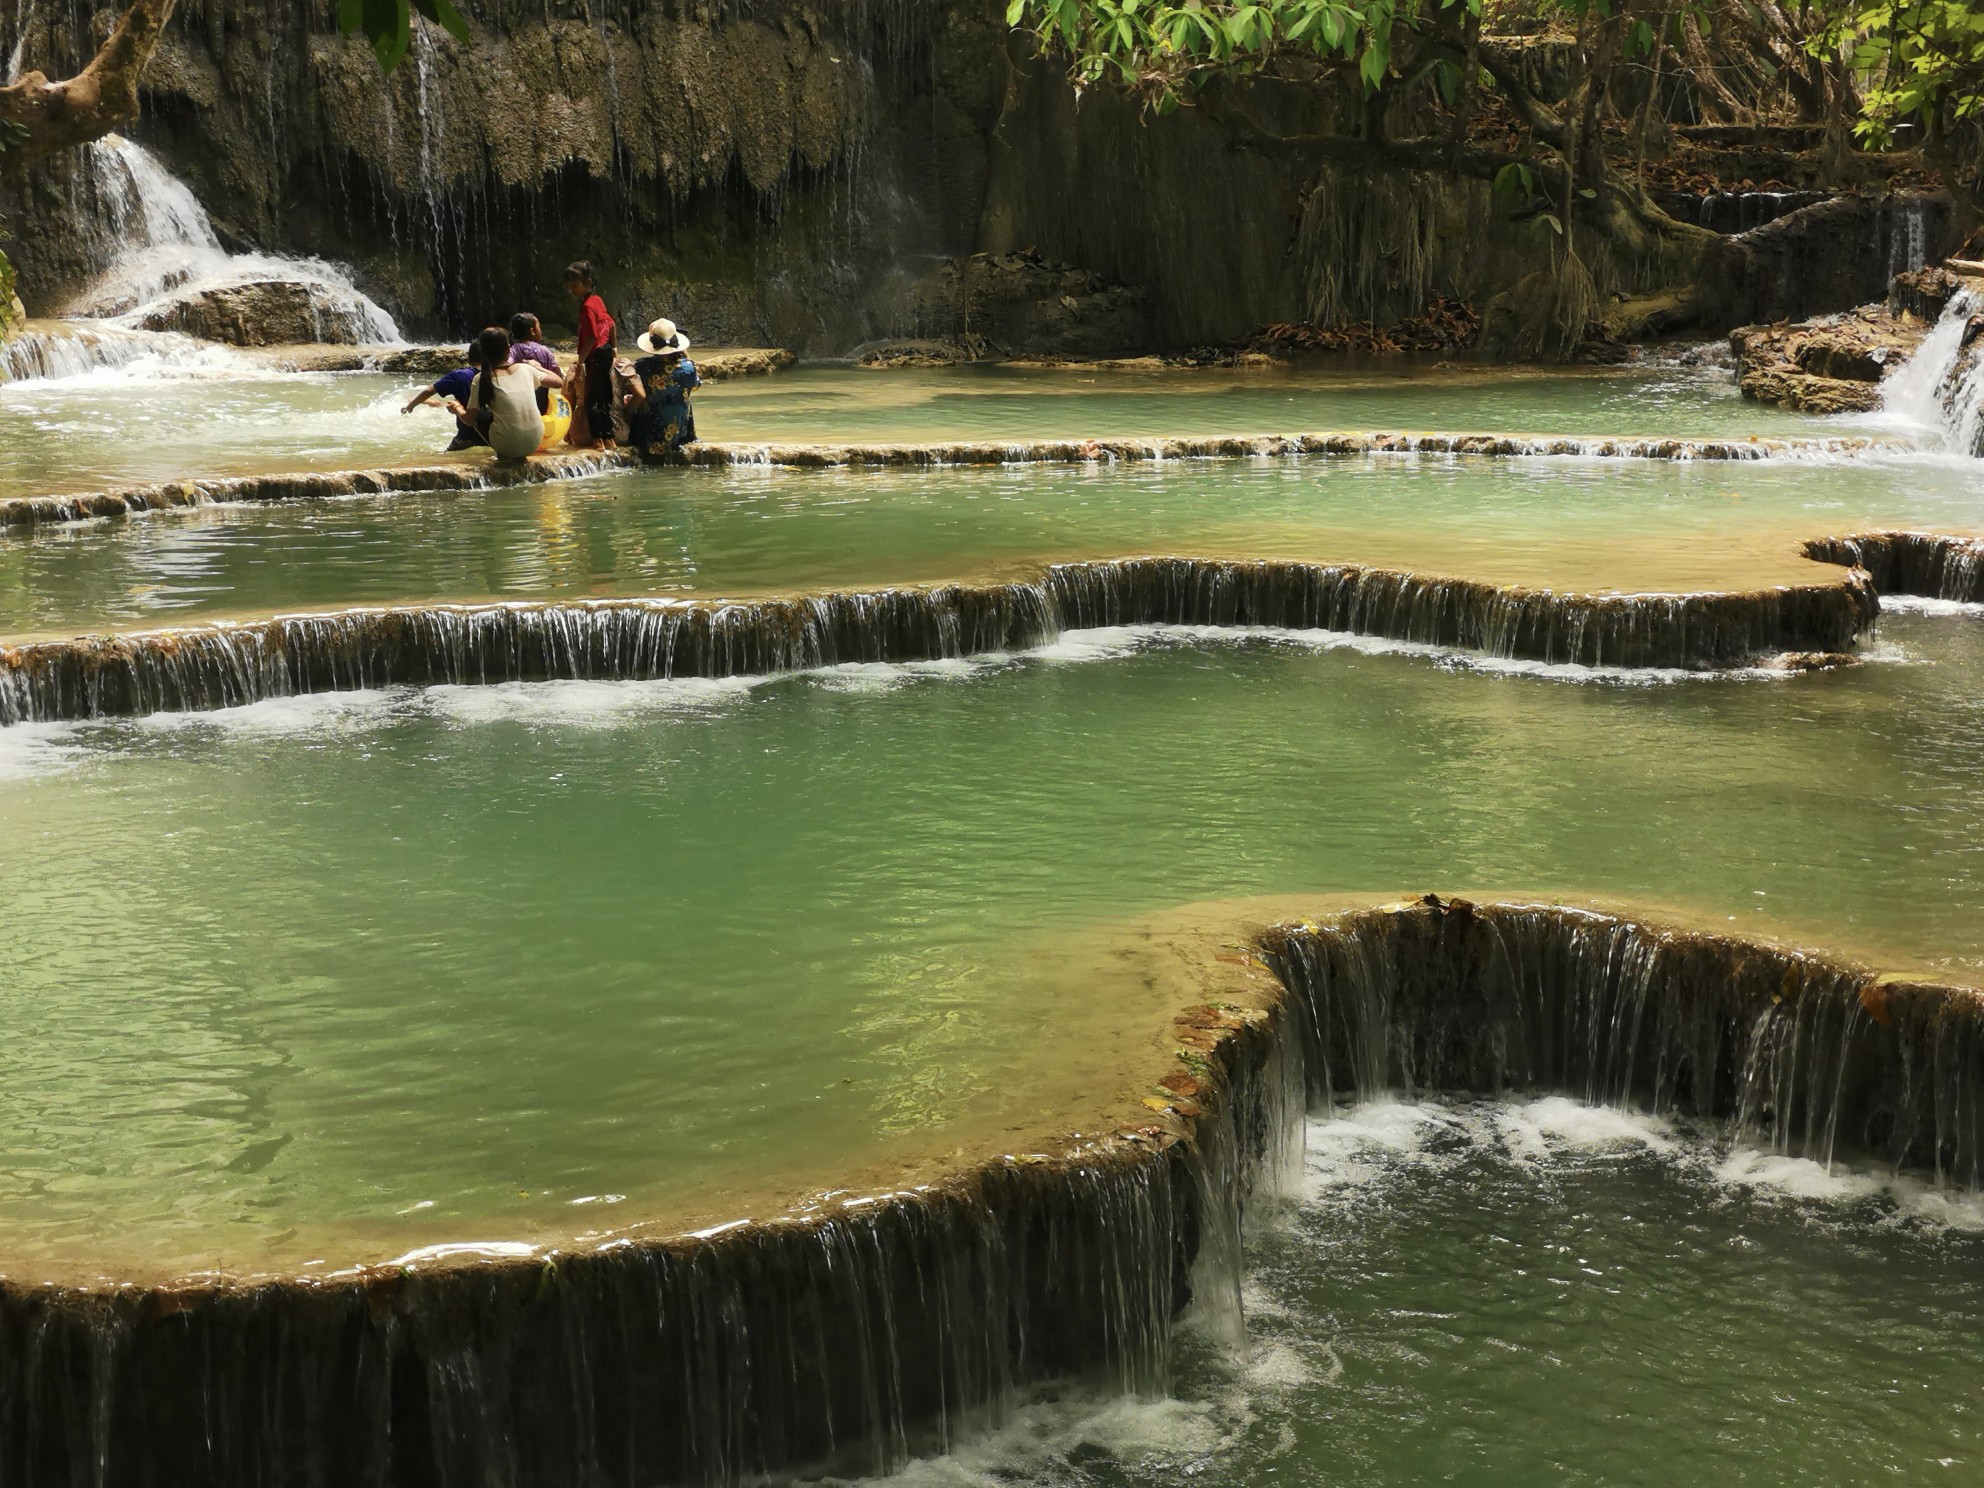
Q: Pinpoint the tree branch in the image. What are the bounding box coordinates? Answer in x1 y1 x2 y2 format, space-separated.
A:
0 0 180 171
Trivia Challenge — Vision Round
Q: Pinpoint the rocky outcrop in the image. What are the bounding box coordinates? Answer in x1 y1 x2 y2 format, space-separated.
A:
136 278 381 344
1731 301 1927 413
899 252 1153 361
1732 262 1984 416
1805 531 1984 603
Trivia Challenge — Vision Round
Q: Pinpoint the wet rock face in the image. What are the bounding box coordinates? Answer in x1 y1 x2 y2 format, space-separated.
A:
1793 333 1890 383
1731 302 1928 413
136 280 381 345
903 253 1155 360
1891 264 1977 321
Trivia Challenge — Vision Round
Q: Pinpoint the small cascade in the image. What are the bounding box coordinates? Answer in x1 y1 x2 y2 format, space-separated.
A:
0 558 1877 724
1804 532 1984 603
0 322 232 382
2 138 399 382
1257 900 1984 1184
0 586 1061 724
1880 286 1984 453
1669 190 1830 233
1042 555 1875 673
1885 195 1933 282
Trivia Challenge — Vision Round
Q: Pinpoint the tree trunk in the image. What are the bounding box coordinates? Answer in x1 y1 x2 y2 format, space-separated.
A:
0 0 181 172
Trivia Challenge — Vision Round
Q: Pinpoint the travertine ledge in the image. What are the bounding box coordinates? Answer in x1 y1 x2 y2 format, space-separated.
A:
2 897 1977 1485
0 428 1905 530
0 555 1877 722
1805 531 1984 603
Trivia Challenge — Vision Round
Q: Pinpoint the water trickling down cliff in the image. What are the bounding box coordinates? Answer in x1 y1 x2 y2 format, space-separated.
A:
2 1 1956 354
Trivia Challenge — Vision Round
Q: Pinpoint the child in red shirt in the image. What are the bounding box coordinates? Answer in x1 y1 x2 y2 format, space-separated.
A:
565 260 617 450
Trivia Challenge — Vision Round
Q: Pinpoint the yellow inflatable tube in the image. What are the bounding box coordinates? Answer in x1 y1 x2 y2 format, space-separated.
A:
536 389 573 452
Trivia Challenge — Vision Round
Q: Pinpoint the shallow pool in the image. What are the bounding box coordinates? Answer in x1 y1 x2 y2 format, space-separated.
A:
7 450 1979 640
1 359 1864 504
5 609 1984 1275
858 1098 1984 1486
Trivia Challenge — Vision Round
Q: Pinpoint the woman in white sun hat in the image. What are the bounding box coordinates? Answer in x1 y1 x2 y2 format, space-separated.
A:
624 317 703 458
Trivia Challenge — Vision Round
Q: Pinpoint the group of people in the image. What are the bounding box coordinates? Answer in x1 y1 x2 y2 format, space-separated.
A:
402 261 704 463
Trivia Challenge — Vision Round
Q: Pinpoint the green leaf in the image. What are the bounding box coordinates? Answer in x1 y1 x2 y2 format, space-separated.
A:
1006 0 1029 26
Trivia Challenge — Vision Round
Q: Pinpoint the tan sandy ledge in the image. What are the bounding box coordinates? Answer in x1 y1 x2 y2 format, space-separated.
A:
0 425 1908 529
0 551 1881 722
1 893 1978 1483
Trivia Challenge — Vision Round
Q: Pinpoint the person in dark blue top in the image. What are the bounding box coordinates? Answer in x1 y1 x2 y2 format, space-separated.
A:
402 344 487 450
625 317 702 459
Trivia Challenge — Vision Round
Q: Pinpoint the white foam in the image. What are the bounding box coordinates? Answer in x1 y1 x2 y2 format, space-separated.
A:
0 721 85 781
136 688 395 737
863 1392 1228 1488
423 675 762 727
1041 623 1801 686
1300 1100 1453 1202
1714 1145 1984 1230
810 656 1006 694
1495 1095 1675 1160
1879 595 1984 618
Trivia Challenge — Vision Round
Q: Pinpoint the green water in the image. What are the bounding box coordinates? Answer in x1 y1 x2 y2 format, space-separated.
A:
699 362 1865 444
0 370 422 499
0 360 1859 503
862 1100 1984 1486
5 357 1983 1477
4 453 1976 639
5 613 1984 1273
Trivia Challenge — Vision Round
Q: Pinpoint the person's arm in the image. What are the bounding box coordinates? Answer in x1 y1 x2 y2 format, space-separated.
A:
529 363 564 389
403 387 439 414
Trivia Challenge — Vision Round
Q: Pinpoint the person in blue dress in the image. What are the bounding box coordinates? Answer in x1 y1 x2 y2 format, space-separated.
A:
401 343 487 451
625 317 702 459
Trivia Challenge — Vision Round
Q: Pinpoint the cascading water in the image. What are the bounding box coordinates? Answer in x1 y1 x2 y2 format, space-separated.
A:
0 137 400 383
0 556 1877 724
1880 286 1984 454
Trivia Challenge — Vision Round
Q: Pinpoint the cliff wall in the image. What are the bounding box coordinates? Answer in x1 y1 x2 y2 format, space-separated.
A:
0 1 1953 353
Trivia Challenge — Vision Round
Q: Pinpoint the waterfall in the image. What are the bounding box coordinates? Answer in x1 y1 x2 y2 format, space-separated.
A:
1886 195 1932 282
1 138 400 383
1804 532 1984 603
1880 287 1984 454
1258 900 1984 1185
0 558 1878 724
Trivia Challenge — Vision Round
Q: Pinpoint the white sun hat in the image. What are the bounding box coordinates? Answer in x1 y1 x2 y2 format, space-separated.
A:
636 317 692 354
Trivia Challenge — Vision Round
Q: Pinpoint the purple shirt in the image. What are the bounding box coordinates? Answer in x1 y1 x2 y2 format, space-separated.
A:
511 340 559 373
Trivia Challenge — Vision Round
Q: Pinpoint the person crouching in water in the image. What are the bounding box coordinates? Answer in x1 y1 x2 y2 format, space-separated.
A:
402 342 487 451
624 318 702 459
448 325 564 463
565 261 617 450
